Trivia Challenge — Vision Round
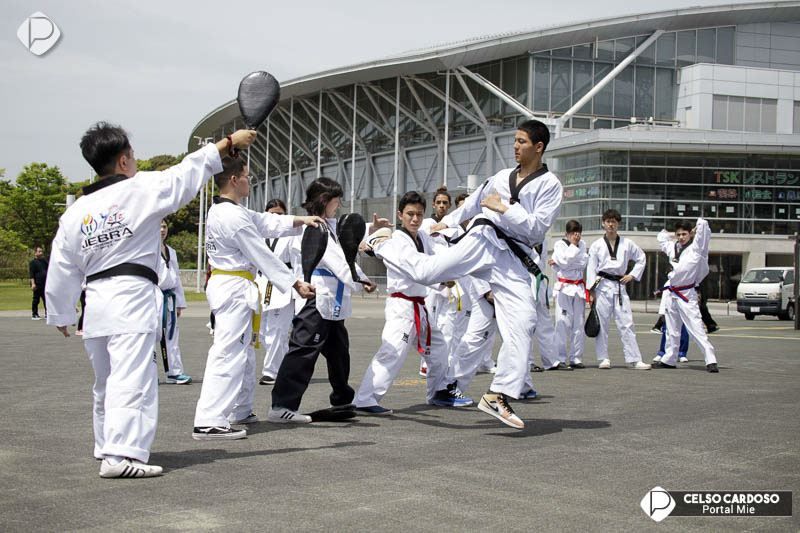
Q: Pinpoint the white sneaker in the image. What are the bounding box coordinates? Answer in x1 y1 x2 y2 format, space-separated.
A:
598 359 611 369
628 361 652 370
364 227 393 254
652 355 663 363
229 413 259 425
678 356 689 363
192 426 247 440
477 393 524 429
99 458 163 478
267 407 311 424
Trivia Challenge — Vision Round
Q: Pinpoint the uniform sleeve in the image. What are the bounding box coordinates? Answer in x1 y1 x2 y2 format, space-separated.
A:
500 177 563 244
693 218 711 258
440 175 495 228
551 240 583 268
235 223 296 292
250 211 303 239
171 247 187 308
147 143 223 218
628 241 647 281
657 229 673 256
586 242 599 289
45 221 83 327
354 262 370 285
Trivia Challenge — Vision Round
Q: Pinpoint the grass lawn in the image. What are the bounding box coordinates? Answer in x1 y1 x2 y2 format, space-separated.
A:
0 280 207 310
0 281 34 311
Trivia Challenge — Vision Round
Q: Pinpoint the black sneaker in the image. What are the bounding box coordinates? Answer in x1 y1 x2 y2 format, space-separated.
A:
706 324 719 334
259 375 276 386
548 362 573 371
653 361 676 369
706 363 719 373
192 426 247 440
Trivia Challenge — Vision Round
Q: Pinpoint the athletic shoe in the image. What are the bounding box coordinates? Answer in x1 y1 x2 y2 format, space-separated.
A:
76 330 84 336
355 405 393 416
477 393 524 429
267 407 312 424
519 388 539 400
652 355 663 363
678 356 689 363
192 426 247 440
650 326 663 334
229 413 259 425
706 363 719 373
31 316 41 321
570 360 585 369
598 359 611 369
548 362 573 371
531 364 544 372
652 361 676 369
628 361 652 370
99 458 163 478
364 227 393 255
259 375 276 386
166 374 192 385
429 385 474 407
706 324 719 334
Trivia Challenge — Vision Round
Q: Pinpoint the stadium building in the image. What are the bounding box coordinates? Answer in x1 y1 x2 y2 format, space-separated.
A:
189 2 800 299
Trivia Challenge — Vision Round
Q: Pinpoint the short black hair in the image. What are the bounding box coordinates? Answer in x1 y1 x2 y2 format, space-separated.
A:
399 191 426 213
213 155 246 191
565 219 582 233
455 193 468 206
303 177 343 216
80 122 132 176
433 186 451 204
265 198 287 212
602 208 622 222
674 220 693 232
517 119 550 152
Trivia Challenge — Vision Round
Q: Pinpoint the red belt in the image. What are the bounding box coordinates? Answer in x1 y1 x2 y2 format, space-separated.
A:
666 284 696 302
390 292 431 354
558 277 590 303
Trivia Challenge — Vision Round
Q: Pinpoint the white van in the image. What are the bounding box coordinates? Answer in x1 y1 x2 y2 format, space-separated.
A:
736 267 796 321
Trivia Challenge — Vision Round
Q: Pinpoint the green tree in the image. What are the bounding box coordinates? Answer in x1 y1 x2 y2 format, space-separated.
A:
167 230 200 269
0 163 72 249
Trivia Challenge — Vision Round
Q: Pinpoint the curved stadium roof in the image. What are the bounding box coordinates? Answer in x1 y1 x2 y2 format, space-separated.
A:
188 1 800 150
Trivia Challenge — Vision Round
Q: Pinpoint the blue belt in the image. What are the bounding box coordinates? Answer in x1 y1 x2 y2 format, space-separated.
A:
161 289 177 339
313 268 345 318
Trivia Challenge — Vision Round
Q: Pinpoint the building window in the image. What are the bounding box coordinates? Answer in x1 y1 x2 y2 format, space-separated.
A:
794 101 800 133
711 95 777 133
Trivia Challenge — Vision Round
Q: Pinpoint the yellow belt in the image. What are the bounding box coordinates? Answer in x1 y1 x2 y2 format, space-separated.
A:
211 269 261 348
449 282 463 312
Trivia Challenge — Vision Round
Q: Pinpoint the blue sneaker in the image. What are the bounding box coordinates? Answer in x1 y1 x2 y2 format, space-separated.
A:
519 388 538 400
166 374 192 384
354 405 393 416
429 384 474 408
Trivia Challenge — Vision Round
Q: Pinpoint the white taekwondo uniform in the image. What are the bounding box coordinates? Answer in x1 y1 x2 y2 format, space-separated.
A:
449 275 497 394
375 164 562 398
551 238 589 364
46 143 222 463
156 244 187 377
271 218 370 412
355 228 453 407
658 218 717 366
193 197 301 428
586 235 646 364
256 235 296 380
529 242 559 369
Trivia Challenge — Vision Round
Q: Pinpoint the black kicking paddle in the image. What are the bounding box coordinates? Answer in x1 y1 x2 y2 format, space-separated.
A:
337 213 366 283
301 224 329 283
237 71 281 129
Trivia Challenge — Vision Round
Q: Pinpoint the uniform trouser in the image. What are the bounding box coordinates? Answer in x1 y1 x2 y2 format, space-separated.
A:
378 232 536 399
84 333 158 463
662 290 717 366
355 298 450 407
658 324 688 356
531 282 558 368
260 302 294 378
272 299 355 411
193 295 254 428
555 291 586 363
450 295 497 394
593 284 643 363
32 286 46 316
424 292 457 369
157 302 184 376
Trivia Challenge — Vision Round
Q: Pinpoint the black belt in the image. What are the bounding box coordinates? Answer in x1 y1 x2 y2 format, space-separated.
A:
86 263 158 285
449 218 542 278
597 271 623 306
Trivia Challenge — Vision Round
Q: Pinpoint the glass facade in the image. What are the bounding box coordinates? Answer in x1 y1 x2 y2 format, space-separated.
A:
555 150 800 235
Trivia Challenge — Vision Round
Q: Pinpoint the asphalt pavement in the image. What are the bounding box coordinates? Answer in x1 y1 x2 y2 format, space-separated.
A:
0 299 797 532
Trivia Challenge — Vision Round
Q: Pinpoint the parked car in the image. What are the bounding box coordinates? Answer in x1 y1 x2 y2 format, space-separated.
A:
736 267 795 320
